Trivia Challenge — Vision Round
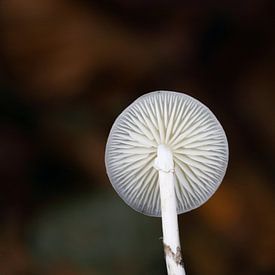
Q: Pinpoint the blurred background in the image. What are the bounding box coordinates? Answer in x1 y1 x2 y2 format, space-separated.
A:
0 0 274 274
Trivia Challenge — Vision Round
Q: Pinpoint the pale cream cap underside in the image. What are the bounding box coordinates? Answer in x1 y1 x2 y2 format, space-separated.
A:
105 91 228 217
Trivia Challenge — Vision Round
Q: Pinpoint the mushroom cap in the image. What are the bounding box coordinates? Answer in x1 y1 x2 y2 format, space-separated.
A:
105 91 228 217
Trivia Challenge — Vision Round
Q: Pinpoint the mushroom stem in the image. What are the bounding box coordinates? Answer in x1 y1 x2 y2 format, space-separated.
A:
154 145 186 275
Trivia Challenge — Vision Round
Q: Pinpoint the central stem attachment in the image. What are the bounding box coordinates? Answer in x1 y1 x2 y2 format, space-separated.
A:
154 144 186 275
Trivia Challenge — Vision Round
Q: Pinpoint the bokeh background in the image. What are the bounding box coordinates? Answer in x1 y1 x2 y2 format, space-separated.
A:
1 0 274 274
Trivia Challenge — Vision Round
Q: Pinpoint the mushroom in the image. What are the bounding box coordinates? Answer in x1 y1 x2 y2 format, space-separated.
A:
105 90 228 275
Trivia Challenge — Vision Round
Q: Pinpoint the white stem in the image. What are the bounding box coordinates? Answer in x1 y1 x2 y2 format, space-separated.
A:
154 145 186 275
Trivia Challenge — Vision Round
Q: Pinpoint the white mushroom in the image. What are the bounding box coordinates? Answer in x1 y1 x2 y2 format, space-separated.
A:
105 90 229 275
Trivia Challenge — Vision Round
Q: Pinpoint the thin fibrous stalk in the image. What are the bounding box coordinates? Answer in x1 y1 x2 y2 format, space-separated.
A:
154 144 186 275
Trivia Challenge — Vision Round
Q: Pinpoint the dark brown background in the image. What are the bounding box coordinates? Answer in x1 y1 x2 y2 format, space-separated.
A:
0 0 274 274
